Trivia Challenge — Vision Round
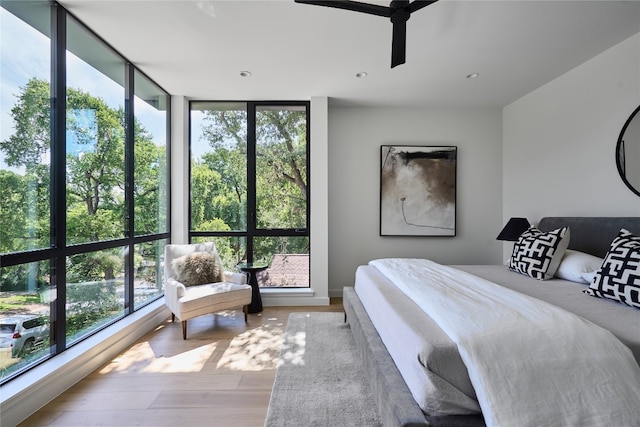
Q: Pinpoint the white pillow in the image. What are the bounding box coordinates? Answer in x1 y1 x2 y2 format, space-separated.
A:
581 271 597 284
555 249 603 284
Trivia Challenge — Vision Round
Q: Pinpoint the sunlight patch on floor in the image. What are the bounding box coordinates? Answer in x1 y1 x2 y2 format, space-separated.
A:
216 324 285 371
142 342 218 373
278 331 306 367
98 341 219 374
98 341 157 374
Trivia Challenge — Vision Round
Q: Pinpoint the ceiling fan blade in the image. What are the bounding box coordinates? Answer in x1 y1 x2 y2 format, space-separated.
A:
407 0 438 14
294 0 391 18
390 18 407 68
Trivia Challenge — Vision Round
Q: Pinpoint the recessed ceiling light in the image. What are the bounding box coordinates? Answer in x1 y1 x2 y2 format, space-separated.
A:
240 71 252 77
466 73 480 79
356 72 368 78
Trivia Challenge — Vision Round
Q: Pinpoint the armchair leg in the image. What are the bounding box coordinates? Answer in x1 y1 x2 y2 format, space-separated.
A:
243 305 248 323
182 320 187 340
171 313 175 322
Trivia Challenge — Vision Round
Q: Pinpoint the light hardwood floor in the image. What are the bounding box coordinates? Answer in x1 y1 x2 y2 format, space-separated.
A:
19 299 344 427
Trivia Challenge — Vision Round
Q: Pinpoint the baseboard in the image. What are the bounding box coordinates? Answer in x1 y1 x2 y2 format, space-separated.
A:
329 288 346 298
260 288 330 306
0 300 170 427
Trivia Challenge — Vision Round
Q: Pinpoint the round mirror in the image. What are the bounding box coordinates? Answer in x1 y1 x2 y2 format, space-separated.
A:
617 105 640 197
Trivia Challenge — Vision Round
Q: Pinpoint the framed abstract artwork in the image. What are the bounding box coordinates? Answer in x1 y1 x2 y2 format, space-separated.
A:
380 145 456 236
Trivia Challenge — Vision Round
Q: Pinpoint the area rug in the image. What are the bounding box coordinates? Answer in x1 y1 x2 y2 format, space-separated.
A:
265 312 381 427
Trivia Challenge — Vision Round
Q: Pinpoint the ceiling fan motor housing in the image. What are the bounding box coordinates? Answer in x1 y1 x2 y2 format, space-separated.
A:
390 0 411 22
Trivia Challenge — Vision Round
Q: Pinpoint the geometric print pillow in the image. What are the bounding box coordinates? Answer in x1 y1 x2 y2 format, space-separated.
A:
584 229 640 309
508 226 570 280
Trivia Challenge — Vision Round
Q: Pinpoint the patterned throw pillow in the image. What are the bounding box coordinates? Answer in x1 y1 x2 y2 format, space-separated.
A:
172 252 223 286
508 226 570 280
584 229 640 309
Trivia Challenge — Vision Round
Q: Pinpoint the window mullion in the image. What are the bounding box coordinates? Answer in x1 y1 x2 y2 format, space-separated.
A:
246 102 257 263
51 1 67 354
124 62 134 314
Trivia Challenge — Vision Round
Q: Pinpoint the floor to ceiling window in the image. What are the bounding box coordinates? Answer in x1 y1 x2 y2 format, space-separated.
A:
190 102 310 287
0 1 170 383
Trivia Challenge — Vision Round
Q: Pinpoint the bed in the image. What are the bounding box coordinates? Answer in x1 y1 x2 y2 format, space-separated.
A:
343 217 640 427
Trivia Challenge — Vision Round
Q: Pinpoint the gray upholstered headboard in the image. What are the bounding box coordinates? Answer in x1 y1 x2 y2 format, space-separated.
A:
537 217 640 258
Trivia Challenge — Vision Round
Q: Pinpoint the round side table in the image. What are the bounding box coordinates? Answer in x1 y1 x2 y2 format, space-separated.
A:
237 262 269 313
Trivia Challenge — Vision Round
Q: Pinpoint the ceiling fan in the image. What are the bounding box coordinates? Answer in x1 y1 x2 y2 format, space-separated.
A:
294 0 438 68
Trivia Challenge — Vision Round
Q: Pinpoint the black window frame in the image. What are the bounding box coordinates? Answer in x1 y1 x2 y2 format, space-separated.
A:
189 100 310 274
0 0 171 384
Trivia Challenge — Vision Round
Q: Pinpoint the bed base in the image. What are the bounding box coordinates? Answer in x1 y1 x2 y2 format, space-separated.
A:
343 286 485 427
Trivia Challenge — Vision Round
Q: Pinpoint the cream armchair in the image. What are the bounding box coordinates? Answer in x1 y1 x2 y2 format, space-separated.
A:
164 243 252 339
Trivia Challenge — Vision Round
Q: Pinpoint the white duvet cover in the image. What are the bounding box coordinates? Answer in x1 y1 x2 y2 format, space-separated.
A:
370 258 640 427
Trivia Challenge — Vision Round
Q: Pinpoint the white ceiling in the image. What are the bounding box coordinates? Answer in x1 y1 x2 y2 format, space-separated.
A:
57 0 640 108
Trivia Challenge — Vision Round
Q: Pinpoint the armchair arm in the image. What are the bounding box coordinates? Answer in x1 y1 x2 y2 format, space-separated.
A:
223 271 248 284
164 277 187 316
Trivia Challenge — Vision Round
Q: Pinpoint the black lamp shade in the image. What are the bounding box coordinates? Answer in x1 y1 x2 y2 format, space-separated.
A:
496 217 530 241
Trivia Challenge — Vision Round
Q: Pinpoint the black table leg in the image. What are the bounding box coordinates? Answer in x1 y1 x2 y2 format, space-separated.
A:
247 271 263 314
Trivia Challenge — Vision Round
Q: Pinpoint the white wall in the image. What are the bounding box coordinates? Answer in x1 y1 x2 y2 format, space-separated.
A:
170 95 189 244
503 34 640 235
327 107 503 295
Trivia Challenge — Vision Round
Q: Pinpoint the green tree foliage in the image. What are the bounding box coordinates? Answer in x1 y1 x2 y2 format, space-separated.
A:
0 77 51 254
134 138 167 235
256 109 307 200
65 279 121 337
0 170 30 253
65 91 126 243
191 161 236 230
1 78 50 170
194 109 248 233
196 219 241 269
67 251 122 283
